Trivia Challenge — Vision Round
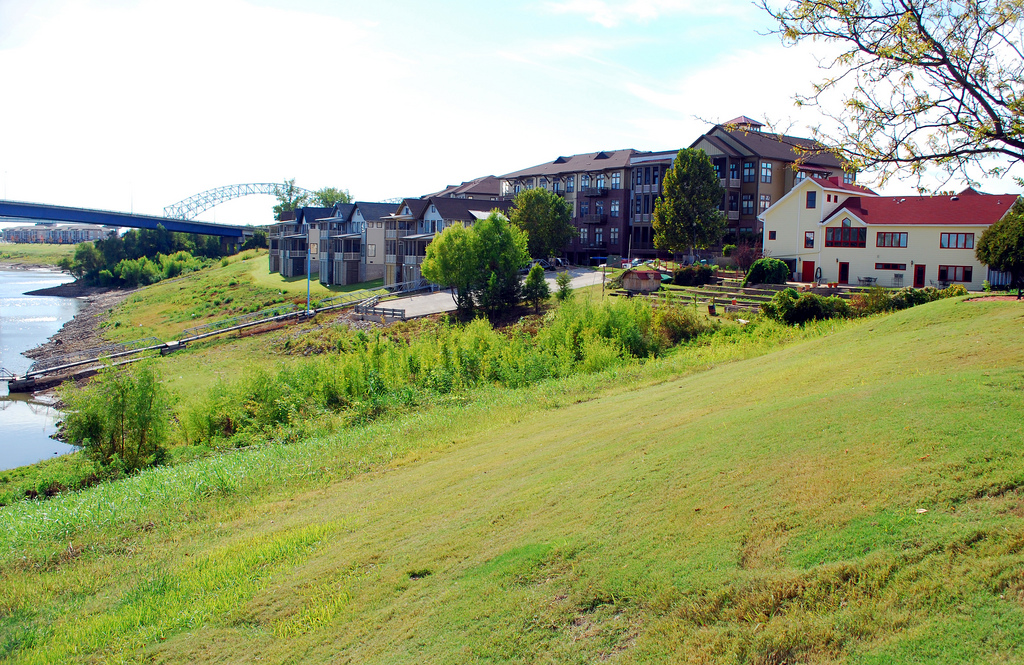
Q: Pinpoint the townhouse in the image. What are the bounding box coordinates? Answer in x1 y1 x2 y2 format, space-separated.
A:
760 176 1016 290
383 197 512 286
3 223 116 244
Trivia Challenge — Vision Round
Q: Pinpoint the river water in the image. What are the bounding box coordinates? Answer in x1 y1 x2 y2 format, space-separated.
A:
1 269 81 470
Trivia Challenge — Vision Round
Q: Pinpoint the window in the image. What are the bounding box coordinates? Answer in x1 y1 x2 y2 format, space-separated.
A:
759 194 771 211
761 162 772 183
729 163 738 180
843 172 855 184
729 192 738 211
939 265 973 282
580 202 590 215
806 191 817 208
643 195 651 215
940 232 974 249
875 263 906 270
644 167 651 185
635 196 642 215
368 244 376 257
596 200 604 215
876 232 908 247
611 172 621 189
552 180 561 193
795 171 808 183
653 167 659 186
712 163 721 178
804 231 814 248
526 178 534 189
825 226 867 247
566 175 574 192
743 161 756 182
581 174 590 188
741 194 754 215
539 177 547 189
597 174 606 188
579 227 588 242
768 230 777 240
611 200 619 217
634 168 642 186
610 227 618 244
595 228 603 244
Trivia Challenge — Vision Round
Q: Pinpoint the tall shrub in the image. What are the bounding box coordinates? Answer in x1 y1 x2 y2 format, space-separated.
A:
743 258 790 287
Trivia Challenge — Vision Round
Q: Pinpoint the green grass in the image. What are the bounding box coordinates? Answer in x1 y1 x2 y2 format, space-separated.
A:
0 243 76 267
2 299 1023 662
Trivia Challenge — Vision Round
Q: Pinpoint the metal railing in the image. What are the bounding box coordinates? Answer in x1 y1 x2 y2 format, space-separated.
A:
29 337 163 373
182 305 299 338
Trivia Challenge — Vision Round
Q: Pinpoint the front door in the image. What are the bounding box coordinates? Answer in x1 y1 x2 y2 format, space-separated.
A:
838 262 850 285
801 260 816 283
914 264 926 288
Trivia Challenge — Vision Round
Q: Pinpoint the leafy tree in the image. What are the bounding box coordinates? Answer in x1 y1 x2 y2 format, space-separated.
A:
653 148 726 254
242 230 268 250
471 212 530 317
509 188 573 259
58 364 170 473
555 270 574 302
763 0 1024 187
976 198 1024 298
311 187 353 208
522 263 551 312
421 212 529 316
73 242 105 281
273 178 311 220
743 257 791 287
733 242 761 273
422 222 477 313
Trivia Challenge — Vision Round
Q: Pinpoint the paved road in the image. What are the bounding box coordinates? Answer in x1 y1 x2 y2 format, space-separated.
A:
390 268 605 319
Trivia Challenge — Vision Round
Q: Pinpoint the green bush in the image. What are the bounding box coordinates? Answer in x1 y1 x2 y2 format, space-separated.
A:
672 264 714 286
58 365 170 473
555 271 573 302
761 288 850 325
722 244 737 257
743 258 790 287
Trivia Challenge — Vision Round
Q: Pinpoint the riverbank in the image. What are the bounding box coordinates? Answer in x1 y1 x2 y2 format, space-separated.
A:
23 288 132 363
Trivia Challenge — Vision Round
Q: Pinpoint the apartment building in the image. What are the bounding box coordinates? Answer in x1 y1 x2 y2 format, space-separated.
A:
268 202 395 283
501 150 635 264
383 197 512 286
627 150 678 260
690 116 850 240
3 223 116 244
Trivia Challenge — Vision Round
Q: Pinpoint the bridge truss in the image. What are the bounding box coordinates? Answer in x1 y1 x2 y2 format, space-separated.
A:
163 183 316 221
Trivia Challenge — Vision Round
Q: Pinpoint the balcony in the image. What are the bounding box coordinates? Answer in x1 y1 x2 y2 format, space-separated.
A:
729 178 740 188
581 187 609 197
284 251 307 260
404 255 425 266
580 213 607 224
719 178 727 189
728 211 740 221
576 241 607 250
343 252 360 261
385 254 397 264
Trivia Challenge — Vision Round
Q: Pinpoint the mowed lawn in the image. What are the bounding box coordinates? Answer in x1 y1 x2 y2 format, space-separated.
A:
2 298 1023 663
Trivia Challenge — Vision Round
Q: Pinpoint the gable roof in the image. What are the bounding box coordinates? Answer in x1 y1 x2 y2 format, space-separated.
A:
353 202 396 222
293 206 338 224
691 123 845 170
828 193 1017 226
428 175 504 199
501 150 636 179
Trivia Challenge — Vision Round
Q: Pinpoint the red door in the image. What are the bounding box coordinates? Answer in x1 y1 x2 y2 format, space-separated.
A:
801 260 815 283
838 262 850 285
914 264 926 288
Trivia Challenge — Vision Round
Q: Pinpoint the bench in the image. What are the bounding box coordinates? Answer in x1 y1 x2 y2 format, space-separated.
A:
857 277 877 286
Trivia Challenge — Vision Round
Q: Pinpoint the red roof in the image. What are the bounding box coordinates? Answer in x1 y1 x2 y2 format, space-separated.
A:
626 269 661 280
820 176 877 196
830 193 1017 226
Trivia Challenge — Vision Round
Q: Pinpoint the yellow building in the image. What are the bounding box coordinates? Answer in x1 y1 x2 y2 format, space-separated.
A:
760 177 1017 291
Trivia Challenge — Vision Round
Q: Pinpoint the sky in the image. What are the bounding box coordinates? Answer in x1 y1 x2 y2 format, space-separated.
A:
0 0 1018 228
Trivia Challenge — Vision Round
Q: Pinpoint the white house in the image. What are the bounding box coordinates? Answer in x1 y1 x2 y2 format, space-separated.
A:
759 176 1017 291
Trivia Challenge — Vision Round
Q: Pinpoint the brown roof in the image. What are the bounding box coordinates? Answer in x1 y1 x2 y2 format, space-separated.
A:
724 115 764 128
428 175 503 198
693 125 845 170
501 150 637 179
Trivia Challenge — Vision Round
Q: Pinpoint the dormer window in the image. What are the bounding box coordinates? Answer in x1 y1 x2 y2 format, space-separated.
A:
430 205 436 214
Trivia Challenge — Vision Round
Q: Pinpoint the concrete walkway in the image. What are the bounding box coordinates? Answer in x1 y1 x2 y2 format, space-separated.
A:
389 268 605 319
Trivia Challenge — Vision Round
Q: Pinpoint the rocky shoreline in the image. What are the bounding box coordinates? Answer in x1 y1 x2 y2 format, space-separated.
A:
23 287 133 363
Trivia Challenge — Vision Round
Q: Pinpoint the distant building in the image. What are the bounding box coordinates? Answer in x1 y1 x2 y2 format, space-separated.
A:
427 175 506 201
690 116 852 240
2 222 116 244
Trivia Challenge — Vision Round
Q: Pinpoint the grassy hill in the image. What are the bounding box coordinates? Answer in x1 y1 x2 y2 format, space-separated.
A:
2 298 1022 663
